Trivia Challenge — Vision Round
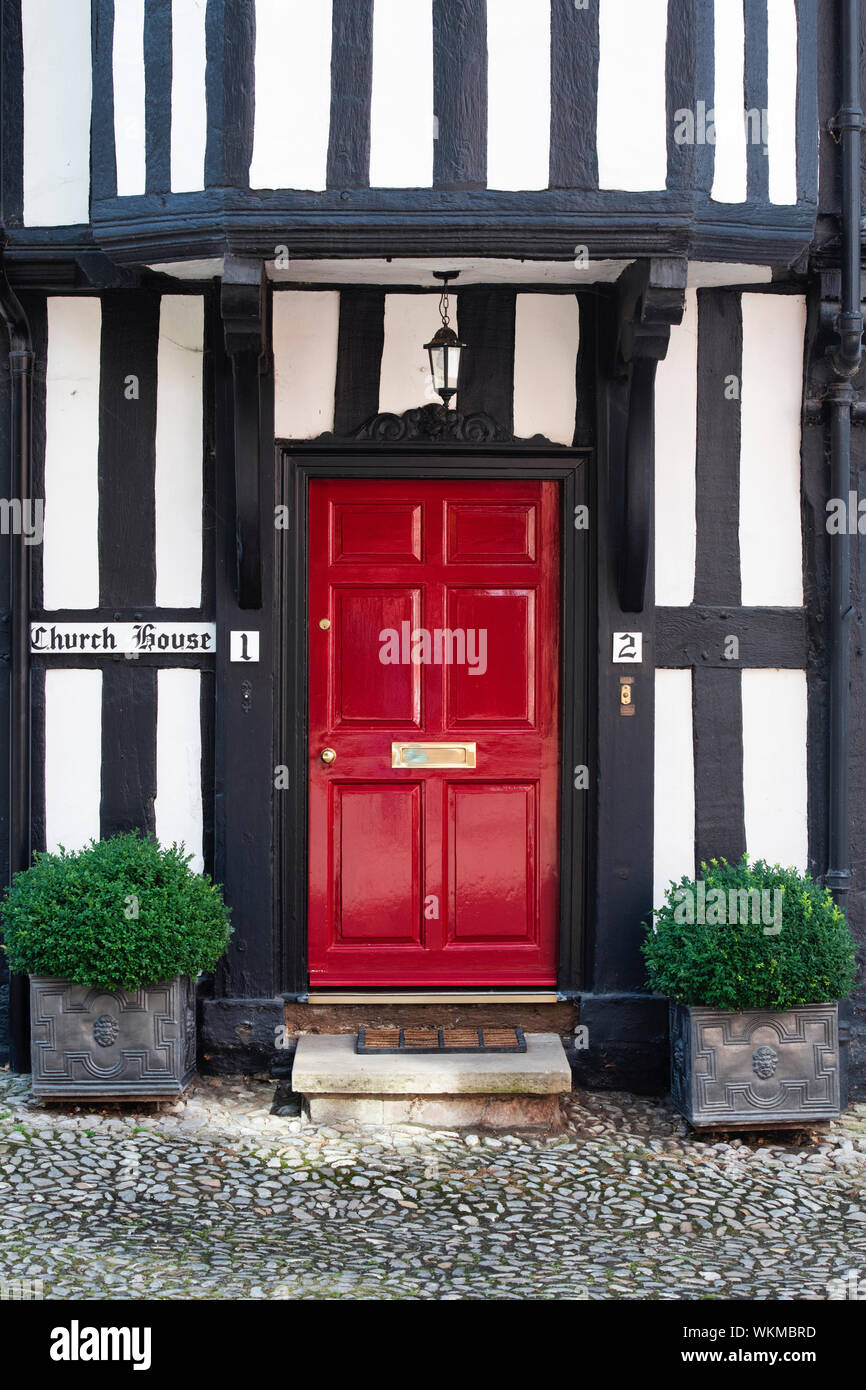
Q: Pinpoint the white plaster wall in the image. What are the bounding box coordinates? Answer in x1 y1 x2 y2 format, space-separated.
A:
597 0 668 191
22 0 92 225
369 0 433 187
767 0 798 205
45 668 102 853
43 298 101 610
155 669 203 871
742 668 808 870
170 0 207 193
512 294 579 446
154 295 204 607
486 0 550 191
739 293 805 606
250 0 332 191
113 0 147 196
655 287 697 606
711 0 747 203
273 290 340 438
653 669 695 908
378 293 442 416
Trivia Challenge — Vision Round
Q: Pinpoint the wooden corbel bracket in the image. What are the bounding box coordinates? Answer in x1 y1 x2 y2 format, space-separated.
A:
613 257 687 614
221 257 266 609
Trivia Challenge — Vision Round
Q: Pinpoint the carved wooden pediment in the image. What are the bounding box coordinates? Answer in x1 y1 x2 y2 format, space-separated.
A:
318 402 562 446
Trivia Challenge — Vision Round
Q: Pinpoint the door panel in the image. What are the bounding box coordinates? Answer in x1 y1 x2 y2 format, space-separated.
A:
308 478 560 986
333 783 423 943
448 784 536 942
446 502 537 563
332 588 422 727
332 502 423 564
446 588 535 726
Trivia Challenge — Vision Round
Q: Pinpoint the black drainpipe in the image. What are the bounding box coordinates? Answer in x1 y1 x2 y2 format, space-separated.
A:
832 0 863 381
0 257 33 1071
826 0 863 910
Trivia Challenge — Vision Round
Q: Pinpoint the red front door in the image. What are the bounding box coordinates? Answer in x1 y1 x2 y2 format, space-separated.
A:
307 478 561 986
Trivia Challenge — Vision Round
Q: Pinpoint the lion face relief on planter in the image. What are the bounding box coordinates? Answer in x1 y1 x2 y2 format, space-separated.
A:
644 857 857 1131
1 833 231 1103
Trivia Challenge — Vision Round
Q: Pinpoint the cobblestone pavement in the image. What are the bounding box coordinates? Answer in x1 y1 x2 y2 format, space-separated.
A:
1 1071 865 1300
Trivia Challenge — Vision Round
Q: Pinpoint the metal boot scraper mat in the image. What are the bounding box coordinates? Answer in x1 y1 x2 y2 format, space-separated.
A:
356 1027 527 1054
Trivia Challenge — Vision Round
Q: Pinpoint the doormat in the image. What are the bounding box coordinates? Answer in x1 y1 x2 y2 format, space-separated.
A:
356 1027 526 1055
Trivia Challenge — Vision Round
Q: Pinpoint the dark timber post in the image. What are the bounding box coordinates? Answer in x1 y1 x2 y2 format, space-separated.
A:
0 259 33 1071
207 263 280 1047
575 260 686 1092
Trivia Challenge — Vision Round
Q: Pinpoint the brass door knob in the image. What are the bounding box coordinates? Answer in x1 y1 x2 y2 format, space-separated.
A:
320 747 337 764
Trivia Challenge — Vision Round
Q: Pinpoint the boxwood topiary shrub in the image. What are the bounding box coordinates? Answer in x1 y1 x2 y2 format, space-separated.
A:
643 855 857 1011
0 832 231 990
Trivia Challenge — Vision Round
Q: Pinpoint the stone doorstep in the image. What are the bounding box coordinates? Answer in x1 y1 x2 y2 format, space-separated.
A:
306 1093 562 1129
292 1031 572 1098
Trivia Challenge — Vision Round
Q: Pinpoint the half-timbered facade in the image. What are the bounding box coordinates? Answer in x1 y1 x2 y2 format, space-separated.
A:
1 0 864 1094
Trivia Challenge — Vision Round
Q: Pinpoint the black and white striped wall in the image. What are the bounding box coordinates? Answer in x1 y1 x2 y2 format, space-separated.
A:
22 288 213 873
4 0 811 228
653 283 810 905
272 282 582 444
27 279 586 880
24 271 814 921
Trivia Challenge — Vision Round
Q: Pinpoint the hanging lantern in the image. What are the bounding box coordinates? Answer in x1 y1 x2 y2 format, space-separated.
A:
423 271 466 407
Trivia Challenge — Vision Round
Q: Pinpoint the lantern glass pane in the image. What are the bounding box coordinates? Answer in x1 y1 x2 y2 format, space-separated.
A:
428 345 446 392
444 345 461 391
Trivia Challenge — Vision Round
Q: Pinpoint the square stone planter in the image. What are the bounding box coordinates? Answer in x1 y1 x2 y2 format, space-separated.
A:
29 976 196 1101
669 1000 840 1129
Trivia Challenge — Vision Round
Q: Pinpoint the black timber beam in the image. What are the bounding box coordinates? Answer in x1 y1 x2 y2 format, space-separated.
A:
655 606 809 667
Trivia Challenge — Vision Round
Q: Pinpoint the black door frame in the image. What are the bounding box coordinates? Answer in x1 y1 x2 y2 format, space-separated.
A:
274 443 595 998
